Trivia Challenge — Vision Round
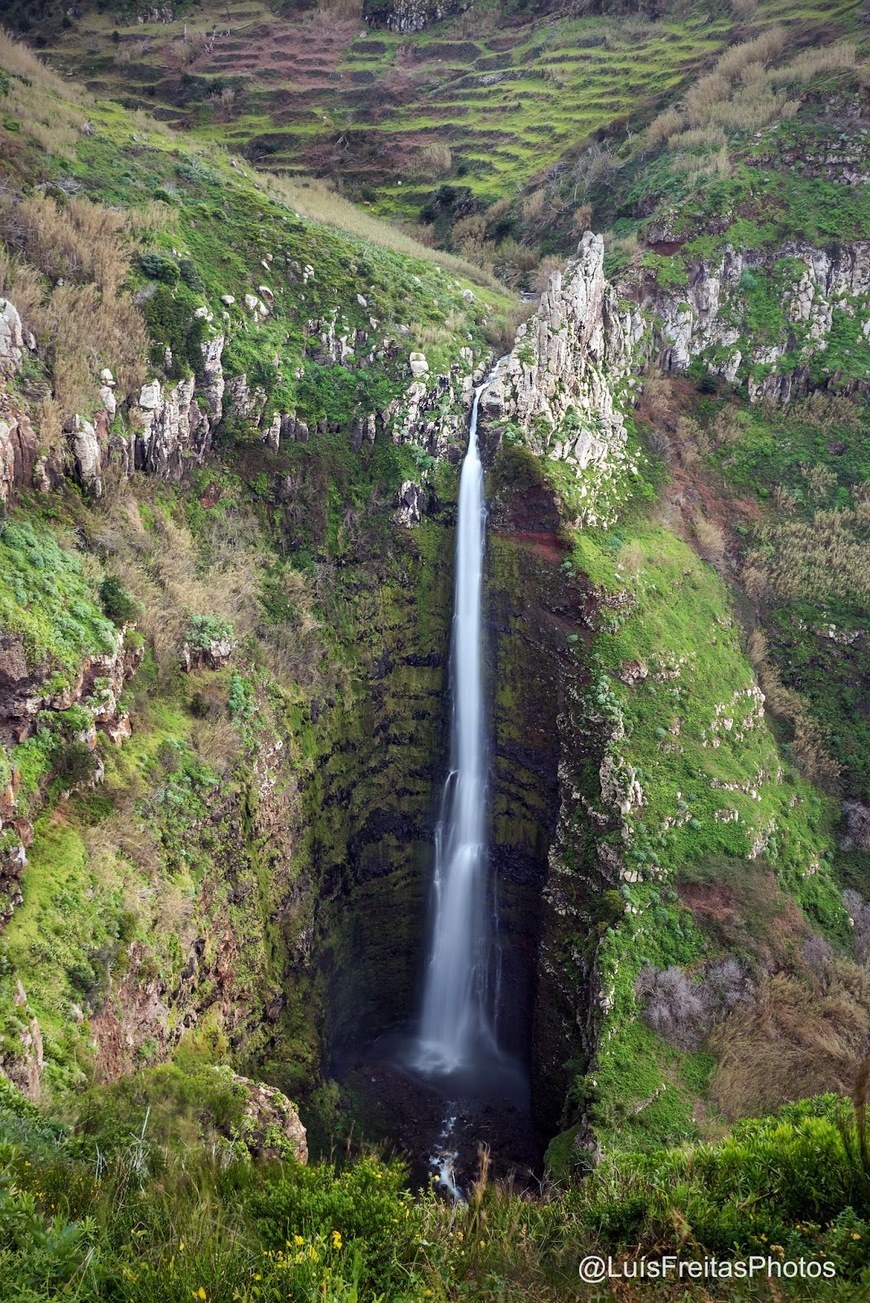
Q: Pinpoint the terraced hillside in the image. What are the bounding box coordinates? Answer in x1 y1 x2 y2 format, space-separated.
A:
31 0 865 223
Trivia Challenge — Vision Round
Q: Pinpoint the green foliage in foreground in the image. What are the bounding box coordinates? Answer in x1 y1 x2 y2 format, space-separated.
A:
2 1078 870 1301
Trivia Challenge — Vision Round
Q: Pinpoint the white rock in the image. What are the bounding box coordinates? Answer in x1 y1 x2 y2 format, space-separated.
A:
72 414 102 496
0 298 24 371
221 294 235 306
409 351 429 378
139 380 162 410
100 386 117 419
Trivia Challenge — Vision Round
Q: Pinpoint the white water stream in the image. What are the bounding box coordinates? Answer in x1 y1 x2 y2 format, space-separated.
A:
415 376 500 1076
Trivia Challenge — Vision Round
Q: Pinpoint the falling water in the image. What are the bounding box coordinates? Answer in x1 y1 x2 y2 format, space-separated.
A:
415 376 500 1076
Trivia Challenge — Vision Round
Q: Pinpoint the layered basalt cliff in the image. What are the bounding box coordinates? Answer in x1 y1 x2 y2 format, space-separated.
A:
624 238 870 401
483 234 643 528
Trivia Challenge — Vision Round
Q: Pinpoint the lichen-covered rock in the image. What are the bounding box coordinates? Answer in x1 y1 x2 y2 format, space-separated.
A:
130 336 224 477
393 479 426 527
225 373 267 427
0 982 43 1101
213 1066 308 1164
0 630 142 747
180 632 235 672
627 239 870 401
489 232 643 525
72 414 104 496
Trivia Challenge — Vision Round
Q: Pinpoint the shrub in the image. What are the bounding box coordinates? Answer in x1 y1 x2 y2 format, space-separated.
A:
52 739 98 789
139 250 179 284
636 960 750 1051
99 575 139 627
246 1154 423 1297
185 614 234 650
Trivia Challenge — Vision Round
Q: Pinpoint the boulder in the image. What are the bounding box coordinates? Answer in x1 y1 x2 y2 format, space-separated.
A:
0 410 39 504
72 414 104 496
212 1066 308 1163
0 299 24 374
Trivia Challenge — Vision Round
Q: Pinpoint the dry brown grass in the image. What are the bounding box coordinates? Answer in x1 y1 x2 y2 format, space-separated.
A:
0 192 149 414
493 239 539 284
314 0 363 18
521 190 548 222
645 108 683 151
760 509 870 606
747 630 842 790
35 395 64 457
531 255 564 295
645 28 856 150
0 194 129 294
770 43 857 83
667 125 727 152
711 963 870 1120
90 483 323 692
692 511 726 566
714 26 787 80
484 299 538 355
267 175 506 292
190 716 242 775
0 27 77 96
416 141 453 179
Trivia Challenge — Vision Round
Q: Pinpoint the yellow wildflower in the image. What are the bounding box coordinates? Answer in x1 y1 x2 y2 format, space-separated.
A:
294 1234 304 1246
332 1231 342 1249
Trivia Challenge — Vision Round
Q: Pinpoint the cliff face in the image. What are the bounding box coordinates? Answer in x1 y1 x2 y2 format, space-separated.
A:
363 0 469 32
625 240 870 402
483 234 642 528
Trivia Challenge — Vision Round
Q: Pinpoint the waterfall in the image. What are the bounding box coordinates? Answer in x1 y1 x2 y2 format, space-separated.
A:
415 376 500 1075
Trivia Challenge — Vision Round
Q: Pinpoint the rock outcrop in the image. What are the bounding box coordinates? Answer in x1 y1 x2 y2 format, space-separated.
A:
628 240 870 401
180 633 235 672
0 405 39 505
0 299 24 374
485 233 643 525
215 1068 308 1164
363 0 468 31
0 981 44 1102
0 632 143 747
393 479 427 527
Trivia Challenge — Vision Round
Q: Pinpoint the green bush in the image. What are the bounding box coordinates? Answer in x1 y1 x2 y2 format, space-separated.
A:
52 740 98 790
185 615 234 650
99 575 139 627
246 1153 424 1297
139 251 179 284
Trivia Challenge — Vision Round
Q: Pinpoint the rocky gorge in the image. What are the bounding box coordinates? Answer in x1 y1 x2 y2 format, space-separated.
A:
0 6 870 1297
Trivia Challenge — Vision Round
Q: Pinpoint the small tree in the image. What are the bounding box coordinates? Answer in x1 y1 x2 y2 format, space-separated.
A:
99 575 139 627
